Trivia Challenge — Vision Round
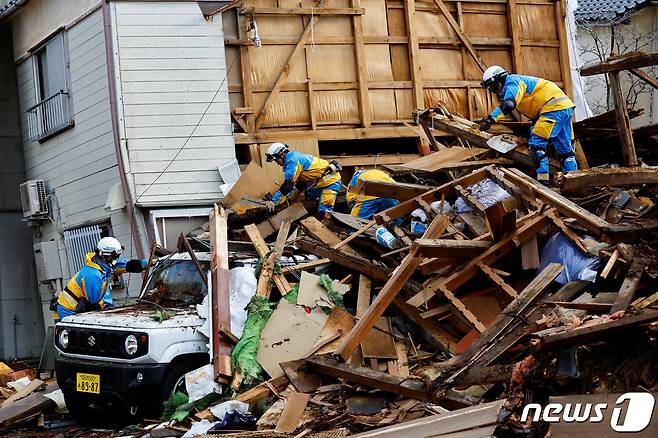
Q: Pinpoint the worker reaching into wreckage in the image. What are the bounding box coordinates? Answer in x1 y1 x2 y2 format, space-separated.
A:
264 142 342 213
347 169 399 219
53 237 148 323
478 66 578 184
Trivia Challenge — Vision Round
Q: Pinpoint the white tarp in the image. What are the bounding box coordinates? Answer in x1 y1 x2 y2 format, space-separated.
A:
566 0 594 121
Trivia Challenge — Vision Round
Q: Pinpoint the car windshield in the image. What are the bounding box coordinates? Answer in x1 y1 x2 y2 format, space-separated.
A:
140 259 209 307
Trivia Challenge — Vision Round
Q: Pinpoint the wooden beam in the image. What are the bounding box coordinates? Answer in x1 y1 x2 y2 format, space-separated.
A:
558 166 658 191
242 7 365 15
430 0 486 72
352 0 371 128
416 239 492 258
210 205 232 381
629 68 658 89
507 0 522 72
404 0 424 110
235 375 290 409
609 71 638 166
281 258 331 274
580 51 658 76
335 215 451 361
332 220 374 250
234 126 421 144
478 262 517 299
610 258 647 314
244 223 292 294
306 355 440 401
299 216 361 258
255 16 318 129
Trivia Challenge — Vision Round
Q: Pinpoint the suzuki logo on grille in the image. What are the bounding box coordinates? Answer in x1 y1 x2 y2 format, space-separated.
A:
87 335 96 347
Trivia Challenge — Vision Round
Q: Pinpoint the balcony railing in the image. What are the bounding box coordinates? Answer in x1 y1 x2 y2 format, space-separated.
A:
26 90 73 142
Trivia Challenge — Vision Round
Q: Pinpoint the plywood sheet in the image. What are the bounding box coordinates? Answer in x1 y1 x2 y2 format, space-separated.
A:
256 16 305 37
522 47 562 81
366 44 394 81
315 16 353 37
390 45 411 81
370 89 398 121
257 298 328 379
308 45 357 82
518 5 558 40
253 91 310 126
395 89 414 120
315 306 356 355
424 88 468 116
250 44 308 86
361 317 397 359
420 49 463 81
401 147 488 172
463 11 509 38
258 138 319 184
314 90 359 123
464 49 512 80
224 162 280 205
415 10 455 38
274 392 311 433
386 6 406 36
361 0 389 36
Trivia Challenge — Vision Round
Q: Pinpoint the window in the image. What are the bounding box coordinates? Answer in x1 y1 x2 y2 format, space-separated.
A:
26 32 73 142
63 223 124 288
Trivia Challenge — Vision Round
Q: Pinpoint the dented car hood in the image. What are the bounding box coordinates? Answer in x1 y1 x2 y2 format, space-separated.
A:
61 306 205 330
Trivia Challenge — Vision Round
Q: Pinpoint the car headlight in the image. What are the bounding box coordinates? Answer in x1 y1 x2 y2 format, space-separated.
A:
58 329 69 349
125 334 138 355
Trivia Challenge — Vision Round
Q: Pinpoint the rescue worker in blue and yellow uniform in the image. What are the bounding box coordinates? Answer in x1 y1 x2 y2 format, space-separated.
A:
347 169 399 220
264 142 342 213
478 66 578 184
53 237 148 323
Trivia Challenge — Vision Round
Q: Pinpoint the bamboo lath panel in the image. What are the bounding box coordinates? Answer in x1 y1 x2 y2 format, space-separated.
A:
225 0 572 146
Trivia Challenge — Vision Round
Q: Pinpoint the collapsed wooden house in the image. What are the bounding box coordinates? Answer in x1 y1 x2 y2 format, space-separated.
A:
216 0 573 169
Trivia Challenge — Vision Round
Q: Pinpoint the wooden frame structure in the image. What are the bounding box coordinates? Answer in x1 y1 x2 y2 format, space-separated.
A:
220 0 573 159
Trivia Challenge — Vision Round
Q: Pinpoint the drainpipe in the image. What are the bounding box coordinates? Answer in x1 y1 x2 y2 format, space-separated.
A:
101 1 145 260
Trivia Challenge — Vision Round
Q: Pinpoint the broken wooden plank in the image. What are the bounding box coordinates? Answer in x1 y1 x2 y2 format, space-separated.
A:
600 249 619 279
280 359 323 394
257 203 307 238
558 166 658 191
0 383 58 427
478 262 517 299
210 205 232 381
401 147 487 173
306 355 439 402
281 258 331 274
416 239 492 259
632 289 658 310
335 215 451 361
0 380 45 408
275 392 311 433
520 237 540 270
235 376 290 409
224 162 279 206
610 258 647 314
244 223 292 294
300 216 361 258
332 220 374 250
609 71 638 166
580 51 658 76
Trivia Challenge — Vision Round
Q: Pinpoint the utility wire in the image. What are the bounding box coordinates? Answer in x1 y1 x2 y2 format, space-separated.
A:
136 55 239 202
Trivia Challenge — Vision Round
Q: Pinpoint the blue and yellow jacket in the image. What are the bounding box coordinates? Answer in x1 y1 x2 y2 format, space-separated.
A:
490 74 575 122
272 151 341 204
347 169 395 215
53 252 146 321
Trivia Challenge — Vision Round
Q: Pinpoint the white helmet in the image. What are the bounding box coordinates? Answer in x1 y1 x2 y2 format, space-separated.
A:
481 65 509 92
265 142 289 162
96 237 123 257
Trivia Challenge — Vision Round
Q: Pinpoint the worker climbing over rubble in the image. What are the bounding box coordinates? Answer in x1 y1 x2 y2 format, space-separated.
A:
53 237 148 323
264 142 342 213
347 169 399 219
478 66 578 184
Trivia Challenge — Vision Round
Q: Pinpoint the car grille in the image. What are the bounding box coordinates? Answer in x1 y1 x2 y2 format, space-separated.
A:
57 327 148 359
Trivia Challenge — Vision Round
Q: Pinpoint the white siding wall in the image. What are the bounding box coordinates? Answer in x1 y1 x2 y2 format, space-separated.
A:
16 9 142 329
112 2 235 207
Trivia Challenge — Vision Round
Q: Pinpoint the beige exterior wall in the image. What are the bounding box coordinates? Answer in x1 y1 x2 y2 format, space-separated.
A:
577 6 658 127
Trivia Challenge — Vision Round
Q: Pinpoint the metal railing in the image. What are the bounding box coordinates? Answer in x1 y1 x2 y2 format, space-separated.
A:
26 90 73 142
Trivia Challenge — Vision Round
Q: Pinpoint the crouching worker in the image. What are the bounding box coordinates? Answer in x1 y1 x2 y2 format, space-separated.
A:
53 237 148 323
264 142 342 213
347 169 399 219
479 66 578 185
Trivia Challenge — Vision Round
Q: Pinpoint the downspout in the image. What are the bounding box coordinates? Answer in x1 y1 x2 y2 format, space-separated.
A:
101 1 145 260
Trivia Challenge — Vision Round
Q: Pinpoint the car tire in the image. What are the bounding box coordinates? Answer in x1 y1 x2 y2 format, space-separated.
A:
154 357 209 416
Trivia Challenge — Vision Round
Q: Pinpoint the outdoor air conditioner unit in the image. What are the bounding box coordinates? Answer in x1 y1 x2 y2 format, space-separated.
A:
20 179 49 218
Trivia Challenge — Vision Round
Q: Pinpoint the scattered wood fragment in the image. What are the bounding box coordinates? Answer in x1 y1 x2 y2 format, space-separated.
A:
275 392 311 433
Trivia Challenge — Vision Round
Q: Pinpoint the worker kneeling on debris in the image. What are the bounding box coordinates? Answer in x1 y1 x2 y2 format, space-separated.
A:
479 66 578 184
347 169 399 219
53 237 148 323
264 142 342 213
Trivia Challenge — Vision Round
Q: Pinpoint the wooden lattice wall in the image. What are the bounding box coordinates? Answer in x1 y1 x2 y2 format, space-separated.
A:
222 0 572 155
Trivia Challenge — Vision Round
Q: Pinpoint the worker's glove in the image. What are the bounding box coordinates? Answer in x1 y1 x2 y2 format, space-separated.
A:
327 160 342 175
265 200 276 212
479 115 495 132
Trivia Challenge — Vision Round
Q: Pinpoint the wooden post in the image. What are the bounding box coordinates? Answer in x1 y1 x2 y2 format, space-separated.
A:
210 205 232 382
352 0 371 128
609 71 638 166
507 0 522 73
404 0 423 111
554 0 573 99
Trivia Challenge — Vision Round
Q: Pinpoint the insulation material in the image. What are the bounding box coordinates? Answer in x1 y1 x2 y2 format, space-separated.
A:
395 89 414 120
366 44 394 81
314 90 359 123
415 10 456 39
361 0 389 36
249 45 308 86
522 47 563 81
420 49 463 81
518 5 558 40
424 88 468 116
252 91 310 126
463 10 509 38
390 46 411 81
369 90 398 121
307 45 357 82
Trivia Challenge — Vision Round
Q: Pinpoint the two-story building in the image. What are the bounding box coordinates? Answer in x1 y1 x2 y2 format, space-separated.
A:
0 0 234 354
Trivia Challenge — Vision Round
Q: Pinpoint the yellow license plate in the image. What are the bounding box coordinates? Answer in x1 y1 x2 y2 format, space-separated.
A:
76 373 100 394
